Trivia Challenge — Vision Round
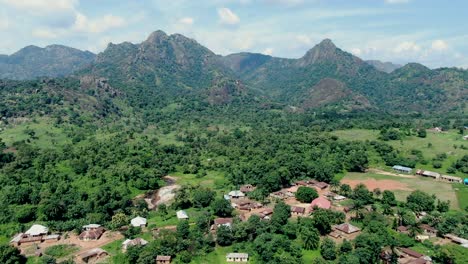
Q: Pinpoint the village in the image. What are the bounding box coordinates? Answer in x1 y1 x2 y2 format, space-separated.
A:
7 167 468 264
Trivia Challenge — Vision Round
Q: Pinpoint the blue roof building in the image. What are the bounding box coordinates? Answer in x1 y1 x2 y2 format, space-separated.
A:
464 178 468 185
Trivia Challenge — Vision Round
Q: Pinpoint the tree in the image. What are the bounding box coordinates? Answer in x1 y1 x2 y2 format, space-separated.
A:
301 228 320 250
295 187 318 203
417 129 427 138
406 190 435 213
216 225 233 246
437 200 450 213
312 210 332 235
340 239 353 253
339 184 352 197
195 211 212 232
111 212 128 229
271 202 291 230
193 188 215 208
320 237 337 260
0 245 26 264
177 220 190 239
352 184 373 206
382 190 397 206
211 198 232 217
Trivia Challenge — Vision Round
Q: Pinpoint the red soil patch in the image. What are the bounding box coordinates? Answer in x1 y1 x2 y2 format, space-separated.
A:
341 178 412 191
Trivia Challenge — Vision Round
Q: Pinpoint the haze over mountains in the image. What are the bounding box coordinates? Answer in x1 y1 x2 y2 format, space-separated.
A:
0 30 467 115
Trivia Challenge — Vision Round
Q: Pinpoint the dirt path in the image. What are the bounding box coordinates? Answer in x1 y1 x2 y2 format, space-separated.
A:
368 168 417 179
63 232 123 256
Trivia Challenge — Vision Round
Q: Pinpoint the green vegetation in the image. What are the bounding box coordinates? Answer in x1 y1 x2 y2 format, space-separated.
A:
342 172 459 209
44 244 79 258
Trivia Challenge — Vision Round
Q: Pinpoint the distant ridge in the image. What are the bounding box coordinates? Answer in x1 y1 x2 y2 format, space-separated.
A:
0 45 95 80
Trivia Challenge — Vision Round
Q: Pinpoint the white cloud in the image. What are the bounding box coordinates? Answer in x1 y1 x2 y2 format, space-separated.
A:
179 17 194 26
296 35 312 45
351 48 362 56
218 8 240 25
0 16 8 30
264 0 305 5
263 47 274 55
73 13 126 33
431 40 448 51
1 0 78 14
385 0 411 4
32 28 58 39
393 41 420 53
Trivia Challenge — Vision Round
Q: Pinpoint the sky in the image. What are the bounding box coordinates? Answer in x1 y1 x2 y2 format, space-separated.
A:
1 0 467 68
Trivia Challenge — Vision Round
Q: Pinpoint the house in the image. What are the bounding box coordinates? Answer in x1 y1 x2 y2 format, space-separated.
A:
229 190 246 199
291 206 306 216
156 255 172 264
226 253 249 262
258 208 273 220
285 186 299 195
333 195 346 201
78 248 108 263
392 165 413 174
310 196 331 211
269 191 288 200
176 210 189 220
328 231 341 239
10 224 53 246
440 175 462 183
211 218 233 230
233 200 262 211
396 248 432 264
122 238 148 251
295 180 309 187
25 224 48 237
314 182 329 189
79 225 105 241
397 226 409 234
240 184 256 193
444 234 468 246
334 223 360 234
419 224 437 237
428 127 442 133
130 216 147 227
463 135 468 140
416 170 440 179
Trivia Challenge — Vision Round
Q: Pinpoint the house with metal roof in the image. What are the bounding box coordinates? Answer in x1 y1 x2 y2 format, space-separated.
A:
226 253 249 262
25 224 48 237
228 190 245 199
130 216 147 227
176 210 189 220
392 165 413 174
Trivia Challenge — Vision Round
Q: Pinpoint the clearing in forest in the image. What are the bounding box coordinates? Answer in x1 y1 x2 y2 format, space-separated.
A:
342 172 460 210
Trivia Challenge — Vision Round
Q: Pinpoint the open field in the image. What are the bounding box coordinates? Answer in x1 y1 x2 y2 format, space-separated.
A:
0 118 70 148
342 172 460 209
453 183 468 210
333 129 468 178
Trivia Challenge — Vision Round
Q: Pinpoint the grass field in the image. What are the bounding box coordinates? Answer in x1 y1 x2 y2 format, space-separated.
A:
342 172 460 209
453 183 468 210
0 118 70 148
190 246 253 264
333 129 467 178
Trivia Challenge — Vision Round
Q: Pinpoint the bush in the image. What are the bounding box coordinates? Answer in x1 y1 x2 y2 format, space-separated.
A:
295 187 319 203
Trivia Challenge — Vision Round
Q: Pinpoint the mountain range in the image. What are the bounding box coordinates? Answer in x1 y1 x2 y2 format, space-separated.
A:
0 45 95 80
0 30 467 116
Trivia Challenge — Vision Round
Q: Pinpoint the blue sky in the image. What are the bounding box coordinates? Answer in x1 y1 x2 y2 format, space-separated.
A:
1 0 467 68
